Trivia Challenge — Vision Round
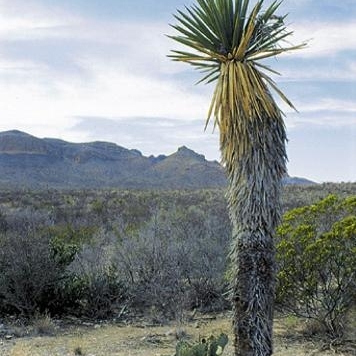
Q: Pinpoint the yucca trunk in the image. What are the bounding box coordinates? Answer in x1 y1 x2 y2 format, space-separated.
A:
169 1 304 354
222 114 287 356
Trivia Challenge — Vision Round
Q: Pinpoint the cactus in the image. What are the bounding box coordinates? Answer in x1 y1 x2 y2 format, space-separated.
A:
175 333 228 356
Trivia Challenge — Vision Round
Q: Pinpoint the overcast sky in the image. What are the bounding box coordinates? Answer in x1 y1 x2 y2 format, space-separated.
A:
0 0 355 183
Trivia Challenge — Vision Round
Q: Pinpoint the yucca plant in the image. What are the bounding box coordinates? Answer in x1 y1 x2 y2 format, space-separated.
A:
169 1 305 355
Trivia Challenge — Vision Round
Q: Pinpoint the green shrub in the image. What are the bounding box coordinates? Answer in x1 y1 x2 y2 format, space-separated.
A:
276 195 356 338
49 225 97 266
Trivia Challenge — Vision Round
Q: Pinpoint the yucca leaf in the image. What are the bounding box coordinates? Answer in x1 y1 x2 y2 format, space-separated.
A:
196 67 220 85
184 7 220 47
170 23 211 50
254 62 281 76
247 26 288 54
168 48 211 61
246 42 305 61
232 0 249 49
234 1 261 59
259 71 298 111
206 72 225 128
174 10 218 51
191 4 219 40
252 29 295 53
218 0 234 46
197 0 229 48
262 0 283 21
168 36 226 61
170 0 305 132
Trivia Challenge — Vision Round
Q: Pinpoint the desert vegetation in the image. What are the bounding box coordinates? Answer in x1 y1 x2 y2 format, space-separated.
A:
276 194 356 338
0 183 355 354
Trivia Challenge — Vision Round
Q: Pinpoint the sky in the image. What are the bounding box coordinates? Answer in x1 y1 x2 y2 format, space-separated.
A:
0 0 355 183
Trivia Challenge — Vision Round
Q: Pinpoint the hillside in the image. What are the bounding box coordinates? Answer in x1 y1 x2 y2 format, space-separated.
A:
0 130 314 189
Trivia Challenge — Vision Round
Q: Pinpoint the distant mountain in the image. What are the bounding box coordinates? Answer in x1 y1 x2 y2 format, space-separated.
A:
0 130 315 189
282 176 315 186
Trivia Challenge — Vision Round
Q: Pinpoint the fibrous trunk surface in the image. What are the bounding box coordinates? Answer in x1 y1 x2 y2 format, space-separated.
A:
222 115 287 356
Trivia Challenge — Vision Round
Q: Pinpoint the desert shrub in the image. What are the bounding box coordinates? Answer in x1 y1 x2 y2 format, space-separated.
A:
65 232 128 318
114 210 189 321
31 312 57 336
2 187 355 323
0 209 99 317
0 209 8 233
0 229 64 316
180 208 230 311
49 224 98 266
276 195 356 338
114 206 230 321
187 278 227 312
64 267 127 319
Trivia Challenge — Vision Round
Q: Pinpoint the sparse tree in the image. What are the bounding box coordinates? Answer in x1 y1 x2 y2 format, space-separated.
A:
169 1 305 354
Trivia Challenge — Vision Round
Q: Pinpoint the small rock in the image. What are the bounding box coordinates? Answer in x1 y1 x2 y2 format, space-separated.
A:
5 335 13 340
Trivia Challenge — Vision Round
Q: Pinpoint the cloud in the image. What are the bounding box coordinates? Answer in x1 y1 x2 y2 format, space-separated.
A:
301 98 356 115
0 57 212 139
0 1 213 140
281 96 356 129
0 0 79 39
0 0 354 182
286 21 356 58
286 110 356 130
0 0 184 77
275 58 356 83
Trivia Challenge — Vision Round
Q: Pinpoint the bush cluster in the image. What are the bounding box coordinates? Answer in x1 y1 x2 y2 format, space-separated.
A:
276 195 356 338
0 187 355 340
0 193 230 321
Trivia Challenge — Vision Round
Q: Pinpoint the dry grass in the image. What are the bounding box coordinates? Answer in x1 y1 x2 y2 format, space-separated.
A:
1 314 355 356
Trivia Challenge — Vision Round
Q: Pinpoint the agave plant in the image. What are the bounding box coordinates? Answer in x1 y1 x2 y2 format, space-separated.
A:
169 1 305 355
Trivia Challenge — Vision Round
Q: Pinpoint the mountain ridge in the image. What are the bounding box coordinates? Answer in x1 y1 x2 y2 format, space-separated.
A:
0 130 315 189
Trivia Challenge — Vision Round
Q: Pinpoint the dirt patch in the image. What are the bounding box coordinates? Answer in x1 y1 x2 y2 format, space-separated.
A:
1 314 355 356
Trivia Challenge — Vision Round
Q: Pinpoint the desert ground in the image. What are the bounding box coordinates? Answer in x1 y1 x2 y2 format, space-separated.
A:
1 313 355 356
